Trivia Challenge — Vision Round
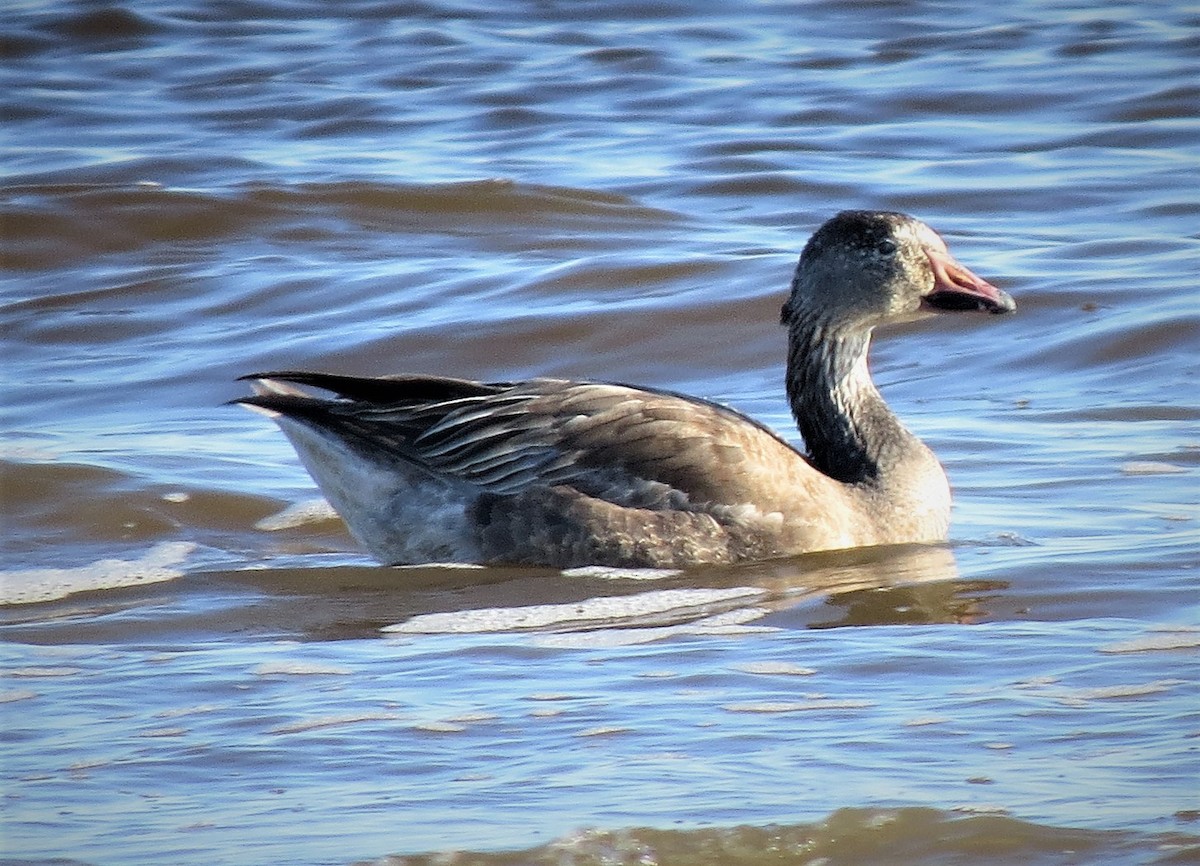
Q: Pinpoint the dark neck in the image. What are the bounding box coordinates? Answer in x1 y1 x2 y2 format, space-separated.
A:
785 320 916 485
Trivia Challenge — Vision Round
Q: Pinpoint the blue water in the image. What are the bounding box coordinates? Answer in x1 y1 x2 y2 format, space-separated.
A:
2 1 1198 864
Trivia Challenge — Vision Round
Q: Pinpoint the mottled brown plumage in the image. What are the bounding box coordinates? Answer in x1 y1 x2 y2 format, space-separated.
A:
237 211 1015 568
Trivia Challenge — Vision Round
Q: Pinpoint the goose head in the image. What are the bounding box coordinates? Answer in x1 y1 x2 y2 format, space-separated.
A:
780 210 1016 330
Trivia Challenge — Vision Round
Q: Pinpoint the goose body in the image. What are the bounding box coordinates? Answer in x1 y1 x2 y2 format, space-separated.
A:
238 211 1014 569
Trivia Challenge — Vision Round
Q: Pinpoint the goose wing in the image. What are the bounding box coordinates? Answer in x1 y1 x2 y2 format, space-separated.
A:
237 371 810 512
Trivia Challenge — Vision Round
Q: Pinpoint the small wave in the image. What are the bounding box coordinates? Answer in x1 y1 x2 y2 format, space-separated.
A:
733 661 818 676
355 806 1199 866
722 699 875 713
42 6 163 41
0 175 682 271
1120 461 1188 476
0 541 195 605
269 712 403 735
251 660 352 676
0 689 38 704
1099 628 1200 654
1055 678 1185 706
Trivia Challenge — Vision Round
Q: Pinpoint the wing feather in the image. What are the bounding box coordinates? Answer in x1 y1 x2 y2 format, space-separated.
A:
238 374 808 511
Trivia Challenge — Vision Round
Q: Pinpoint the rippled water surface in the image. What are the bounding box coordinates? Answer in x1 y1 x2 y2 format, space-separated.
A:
2 1 1199 864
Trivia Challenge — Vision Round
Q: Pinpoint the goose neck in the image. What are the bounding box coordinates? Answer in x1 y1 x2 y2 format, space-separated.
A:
785 320 916 485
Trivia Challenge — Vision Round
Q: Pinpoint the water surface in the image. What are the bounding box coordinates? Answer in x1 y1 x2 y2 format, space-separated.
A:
2 1 1198 864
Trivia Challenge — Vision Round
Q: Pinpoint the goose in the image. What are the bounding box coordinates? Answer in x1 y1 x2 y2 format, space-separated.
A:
237 210 1014 569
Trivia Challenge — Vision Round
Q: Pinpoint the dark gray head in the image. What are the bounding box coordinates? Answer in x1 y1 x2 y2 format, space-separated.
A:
780 210 1015 329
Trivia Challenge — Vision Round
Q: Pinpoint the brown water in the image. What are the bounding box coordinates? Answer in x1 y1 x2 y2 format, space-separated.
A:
2 2 1199 864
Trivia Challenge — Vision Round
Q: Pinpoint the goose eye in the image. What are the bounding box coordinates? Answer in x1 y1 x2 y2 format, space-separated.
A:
876 239 897 256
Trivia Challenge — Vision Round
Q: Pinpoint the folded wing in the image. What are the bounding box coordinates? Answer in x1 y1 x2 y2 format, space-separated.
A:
237 371 810 514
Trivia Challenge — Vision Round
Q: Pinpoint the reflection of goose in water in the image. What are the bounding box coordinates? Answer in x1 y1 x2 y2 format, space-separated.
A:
16 544 982 643
238 211 1014 569
381 544 970 642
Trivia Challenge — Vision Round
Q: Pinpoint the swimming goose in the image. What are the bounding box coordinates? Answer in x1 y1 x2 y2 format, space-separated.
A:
237 210 1014 568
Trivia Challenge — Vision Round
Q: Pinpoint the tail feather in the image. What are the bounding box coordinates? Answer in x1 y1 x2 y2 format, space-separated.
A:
237 371 507 405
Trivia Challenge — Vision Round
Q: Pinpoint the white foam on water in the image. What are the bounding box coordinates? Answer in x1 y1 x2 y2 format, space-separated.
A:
268 712 403 735
721 699 875 713
1055 678 1185 707
254 497 340 530
252 661 353 676
1098 627 1200 654
734 661 818 676
1119 461 1187 476
0 541 196 605
0 689 38 703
